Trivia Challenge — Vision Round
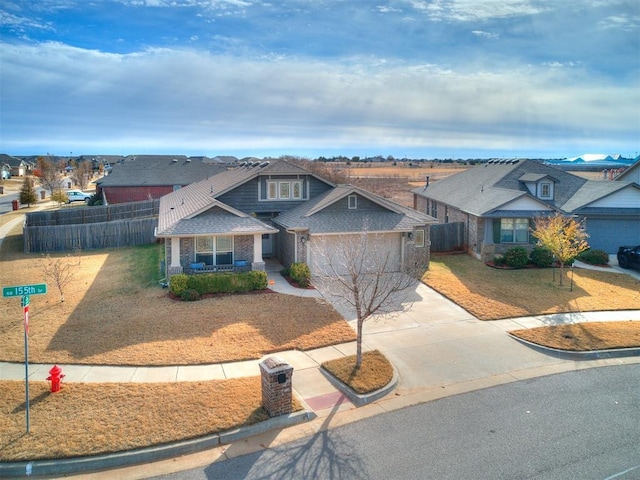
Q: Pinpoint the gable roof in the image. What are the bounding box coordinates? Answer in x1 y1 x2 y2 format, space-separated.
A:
96 155 227 187
413 159 590 215
274 184 436 234
0 154 26 167
615 159 640 181
156 160 329 236
561 181 640 212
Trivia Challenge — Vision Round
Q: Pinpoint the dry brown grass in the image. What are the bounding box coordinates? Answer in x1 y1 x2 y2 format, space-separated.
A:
0 223 355 365
423 254 640 320
0 378 302 462
510 321 640 351
322 350 393 394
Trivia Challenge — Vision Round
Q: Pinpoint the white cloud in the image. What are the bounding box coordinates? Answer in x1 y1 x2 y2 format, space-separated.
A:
472 30 499 39
408 0 548 22
1 41 637 156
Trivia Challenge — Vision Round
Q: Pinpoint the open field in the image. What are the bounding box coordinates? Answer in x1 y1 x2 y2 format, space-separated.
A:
423 254 640 320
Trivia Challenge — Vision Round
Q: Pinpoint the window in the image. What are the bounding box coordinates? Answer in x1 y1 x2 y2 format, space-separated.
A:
266 180 303 200
430 200 438 218
414 229 425 247
348 194 357 209
195 236 233 266
540 182 552 199
500 218 529 243
292 181 302 199
172 185 182 191
268 181 278 200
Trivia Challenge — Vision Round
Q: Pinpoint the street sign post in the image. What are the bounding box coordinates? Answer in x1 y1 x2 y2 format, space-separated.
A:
3 284 47 297
2 284 47 434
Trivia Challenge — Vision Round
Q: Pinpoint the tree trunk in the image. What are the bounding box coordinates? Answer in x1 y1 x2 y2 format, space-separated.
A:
559 262 565 286
355 316 364 369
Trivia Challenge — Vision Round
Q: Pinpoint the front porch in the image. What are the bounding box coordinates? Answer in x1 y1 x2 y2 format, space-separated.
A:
165 233 269 278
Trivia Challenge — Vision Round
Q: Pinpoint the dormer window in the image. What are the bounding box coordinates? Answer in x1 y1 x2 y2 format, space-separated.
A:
539 182 553 199
348 194 357 209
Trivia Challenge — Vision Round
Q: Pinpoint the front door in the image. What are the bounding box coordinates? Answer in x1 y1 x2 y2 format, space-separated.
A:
262 233 273 258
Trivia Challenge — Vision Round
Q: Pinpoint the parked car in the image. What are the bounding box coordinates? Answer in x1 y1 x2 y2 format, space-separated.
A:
66 189 92 203
617 245 640 270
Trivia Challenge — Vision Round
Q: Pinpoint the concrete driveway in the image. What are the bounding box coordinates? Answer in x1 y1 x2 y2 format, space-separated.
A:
314 276 640 395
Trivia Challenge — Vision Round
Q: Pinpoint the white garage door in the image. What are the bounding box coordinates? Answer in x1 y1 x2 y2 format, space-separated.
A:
308 232 402 276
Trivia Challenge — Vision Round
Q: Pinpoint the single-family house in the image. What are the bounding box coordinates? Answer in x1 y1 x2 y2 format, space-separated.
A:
412 159 640 260
156 160 436 278
96 155 228 204
0 154 28 177
615 159 640 184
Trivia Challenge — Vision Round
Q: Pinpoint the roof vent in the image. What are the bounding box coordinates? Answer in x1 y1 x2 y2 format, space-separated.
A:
172 158 178 162
252 161 261 167
238 161 247 167
186 158 191 162
259 161 270 168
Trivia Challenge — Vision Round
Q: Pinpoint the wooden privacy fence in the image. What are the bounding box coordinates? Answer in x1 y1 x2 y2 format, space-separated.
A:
430 222 465 252
24 200 160 253
25 199 160 226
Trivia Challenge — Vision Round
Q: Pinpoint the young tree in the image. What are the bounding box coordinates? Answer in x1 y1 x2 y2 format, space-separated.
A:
311 230 423 369
69 160 93 190
42 253 81 302
36 155 64 195
19 176 37 207
532 214 589 286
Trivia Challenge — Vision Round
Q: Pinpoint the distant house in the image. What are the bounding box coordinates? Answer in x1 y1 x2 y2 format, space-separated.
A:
615 159 640 184
0 154 28 177
156 160 436 278
412 159 640 259
95 155 228 204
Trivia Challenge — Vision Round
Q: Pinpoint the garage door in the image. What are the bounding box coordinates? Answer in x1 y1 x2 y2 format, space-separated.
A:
586 218 640 253
308 232 402 276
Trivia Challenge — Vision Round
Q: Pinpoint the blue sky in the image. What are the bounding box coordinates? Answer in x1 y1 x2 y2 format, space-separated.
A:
1 0 638 159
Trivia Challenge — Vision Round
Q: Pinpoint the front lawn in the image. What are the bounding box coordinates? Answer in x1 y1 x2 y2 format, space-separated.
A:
423 254 640 320
0 232 355 365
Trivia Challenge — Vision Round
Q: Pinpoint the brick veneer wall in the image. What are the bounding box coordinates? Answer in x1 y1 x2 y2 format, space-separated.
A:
259 357 293 417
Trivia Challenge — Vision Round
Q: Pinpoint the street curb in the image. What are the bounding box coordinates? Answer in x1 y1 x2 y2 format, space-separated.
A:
507 334 640 360
0 409 315 478
320 365 399 407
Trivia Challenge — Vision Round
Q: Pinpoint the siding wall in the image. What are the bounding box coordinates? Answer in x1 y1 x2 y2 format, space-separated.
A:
103 186 175 204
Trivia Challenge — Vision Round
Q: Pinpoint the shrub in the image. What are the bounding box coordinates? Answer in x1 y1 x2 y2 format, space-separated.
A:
181 289 201 301
529 246 554 267
170 270 268 299
504 246 529 269
289 262 311 288
492 256 506 267
169 274 189 296
577 249 609 266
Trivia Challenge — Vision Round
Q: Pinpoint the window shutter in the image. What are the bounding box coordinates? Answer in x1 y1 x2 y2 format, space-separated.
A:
492 219 501 244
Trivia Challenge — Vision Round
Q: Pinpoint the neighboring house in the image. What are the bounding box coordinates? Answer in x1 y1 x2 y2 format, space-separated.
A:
412 159 640 260
0 154 28 177
615 159 640 184
156 160 436 278
95 155 228 204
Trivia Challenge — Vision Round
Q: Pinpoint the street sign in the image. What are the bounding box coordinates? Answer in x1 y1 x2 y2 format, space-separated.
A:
2 284 47 297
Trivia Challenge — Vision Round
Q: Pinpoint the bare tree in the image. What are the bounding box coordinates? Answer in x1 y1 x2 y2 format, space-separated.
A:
311 230 422 369
532 213 589 286
69 160 93 190
42 253 81 302
36 155 64 195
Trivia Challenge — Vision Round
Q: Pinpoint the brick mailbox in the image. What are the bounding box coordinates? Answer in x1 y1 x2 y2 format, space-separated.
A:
259 356 293 417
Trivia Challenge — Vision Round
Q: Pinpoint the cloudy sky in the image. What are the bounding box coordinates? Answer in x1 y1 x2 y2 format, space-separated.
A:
1 0 638 159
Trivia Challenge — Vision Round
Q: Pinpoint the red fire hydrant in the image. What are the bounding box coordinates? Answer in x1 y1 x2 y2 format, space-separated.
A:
47 365 65 393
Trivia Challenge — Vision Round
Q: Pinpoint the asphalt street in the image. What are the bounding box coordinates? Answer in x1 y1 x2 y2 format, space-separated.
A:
155 365 640 480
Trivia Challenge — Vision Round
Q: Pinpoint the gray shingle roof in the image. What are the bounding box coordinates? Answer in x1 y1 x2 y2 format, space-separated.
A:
97 155 227 187
157 160 328 236
274 184 436 234
561 181 640 212
412 160 592 215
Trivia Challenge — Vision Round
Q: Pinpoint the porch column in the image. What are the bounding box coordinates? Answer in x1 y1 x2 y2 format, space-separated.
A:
252 233 265 271
170 237 181 267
